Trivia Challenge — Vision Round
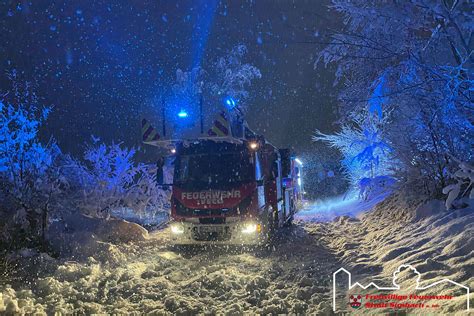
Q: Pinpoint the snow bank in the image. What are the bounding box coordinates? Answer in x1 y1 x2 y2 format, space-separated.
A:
1 195 470 314
306 195 473 313
296 187 391 222
0 225 340 314
47 213 148 263
111 206 168 228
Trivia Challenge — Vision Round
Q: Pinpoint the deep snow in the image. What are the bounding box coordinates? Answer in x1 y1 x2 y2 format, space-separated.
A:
0 225 338 314
312 197 474 314
0 197 472 314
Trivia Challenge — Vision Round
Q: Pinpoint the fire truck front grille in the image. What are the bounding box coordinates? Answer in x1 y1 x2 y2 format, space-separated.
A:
173 196 252 217
199 217 226 224
192 226 231 241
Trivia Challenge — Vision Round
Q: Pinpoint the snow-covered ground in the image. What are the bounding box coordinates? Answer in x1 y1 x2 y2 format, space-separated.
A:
0 197 472 314
296 189 390 222
111 207 169 229
307 197 474 314
0 224 338 314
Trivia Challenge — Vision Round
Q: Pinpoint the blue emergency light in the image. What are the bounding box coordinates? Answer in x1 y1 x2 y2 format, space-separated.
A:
224 96 236 109
177 110 188 118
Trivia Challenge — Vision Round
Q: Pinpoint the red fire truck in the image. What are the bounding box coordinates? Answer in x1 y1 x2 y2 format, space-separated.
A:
142 102 303 245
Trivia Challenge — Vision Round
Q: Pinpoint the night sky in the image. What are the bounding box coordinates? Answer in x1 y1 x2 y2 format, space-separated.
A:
1 0 342 195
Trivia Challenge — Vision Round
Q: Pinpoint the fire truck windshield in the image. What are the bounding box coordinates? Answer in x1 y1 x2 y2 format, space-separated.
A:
174 151 253 189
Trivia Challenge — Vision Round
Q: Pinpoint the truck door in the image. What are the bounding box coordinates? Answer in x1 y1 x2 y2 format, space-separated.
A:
265 154 284 227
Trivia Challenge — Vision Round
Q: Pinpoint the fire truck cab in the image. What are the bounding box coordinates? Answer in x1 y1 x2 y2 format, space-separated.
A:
163 138 302 245
142 104 303 245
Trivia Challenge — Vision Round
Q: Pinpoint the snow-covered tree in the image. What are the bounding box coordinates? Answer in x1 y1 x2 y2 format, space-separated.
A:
208 44 262 111
170 67 206 109
316 0 473 197
166 44 261 115
0 73 170 250
314 108 392 196
0 77 62 248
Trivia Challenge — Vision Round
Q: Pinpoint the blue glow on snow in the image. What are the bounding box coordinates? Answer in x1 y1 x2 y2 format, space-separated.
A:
296 193 359 222
296 187 392 222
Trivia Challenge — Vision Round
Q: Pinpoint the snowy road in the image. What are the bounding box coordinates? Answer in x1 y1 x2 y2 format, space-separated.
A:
3 198 471 314
296 190 391 222
1 223 338 314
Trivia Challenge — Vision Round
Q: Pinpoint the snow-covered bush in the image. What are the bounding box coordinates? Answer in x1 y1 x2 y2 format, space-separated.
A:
443 160 474 209
76 140 168 218
0 80 63 248
0 74 169 251
316 0 472 197
359 176 395 201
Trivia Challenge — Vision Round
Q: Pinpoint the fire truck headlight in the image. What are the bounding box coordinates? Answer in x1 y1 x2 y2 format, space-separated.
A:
249 142 259 150
241 222 261 234
170 224 185 234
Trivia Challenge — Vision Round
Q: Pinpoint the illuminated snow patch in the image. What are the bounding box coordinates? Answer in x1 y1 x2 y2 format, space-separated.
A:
296 195 358 222
296 190 390 222
157 251 180 260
